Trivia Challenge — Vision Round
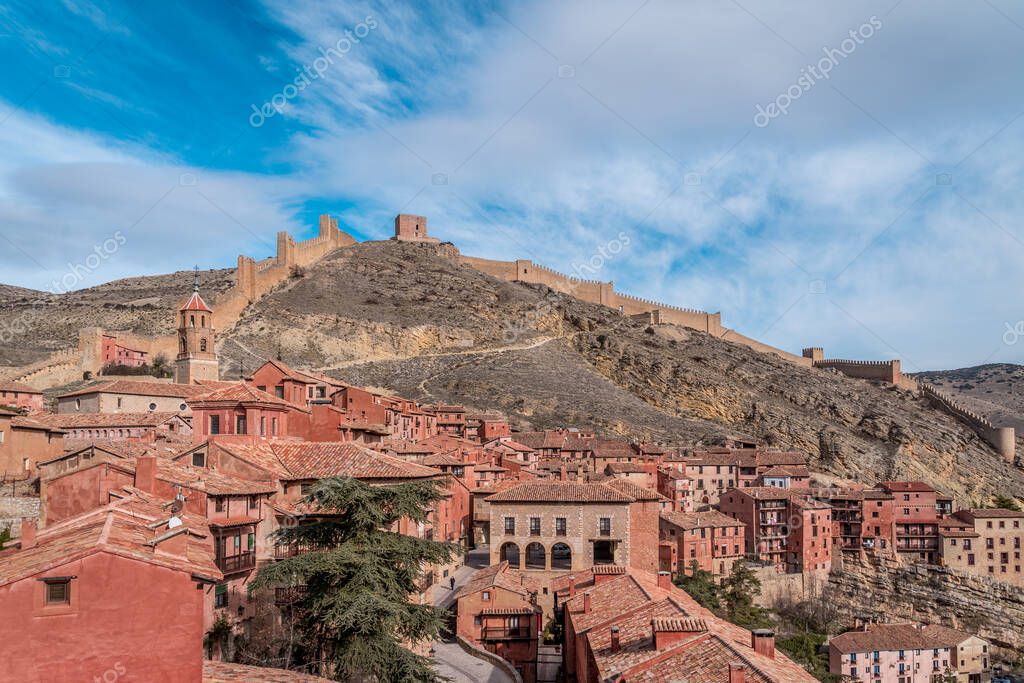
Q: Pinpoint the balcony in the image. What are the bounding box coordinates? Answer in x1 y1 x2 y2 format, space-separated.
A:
274 585 307 606
274 542 327 559
482 626 533 640
218 552 256 574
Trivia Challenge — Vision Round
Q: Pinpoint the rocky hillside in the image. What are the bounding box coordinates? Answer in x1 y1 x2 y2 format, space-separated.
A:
217 240 1024 504
2 239 1022 502
917 363 1024 431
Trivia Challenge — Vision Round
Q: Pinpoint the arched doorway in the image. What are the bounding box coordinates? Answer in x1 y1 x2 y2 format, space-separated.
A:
551 542 572 570
525 542 546 569
499 542 520 568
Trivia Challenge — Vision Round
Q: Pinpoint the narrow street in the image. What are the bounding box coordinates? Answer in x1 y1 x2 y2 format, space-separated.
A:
430 547 516 683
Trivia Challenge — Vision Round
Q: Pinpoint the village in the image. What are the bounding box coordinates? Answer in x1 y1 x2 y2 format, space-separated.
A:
0 223 1020 683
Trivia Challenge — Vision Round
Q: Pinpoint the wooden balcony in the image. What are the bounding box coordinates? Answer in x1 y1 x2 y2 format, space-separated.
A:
274 585 307 606
482 626 533 640
217 551 256 574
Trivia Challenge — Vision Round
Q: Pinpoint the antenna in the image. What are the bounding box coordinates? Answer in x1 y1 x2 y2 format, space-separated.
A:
193 265 200 292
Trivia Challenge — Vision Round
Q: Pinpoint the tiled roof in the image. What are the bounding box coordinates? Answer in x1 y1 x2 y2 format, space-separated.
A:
455 561 538 600
590 599 691 678
480 606 536 616
0 381 42 394
180 290 212 312
661 510 743 530
203 661 332 682
828 623 958 653
960 508 1024 519
215 442 442 481
486 481 635 504
9 415 63 432
422 452 464 467
626 633 774 682
880 481 936 493
189 383 306 411
0 489 220 586
58 380 210 399
604 478 662 501
760 464 810 477
605 462 647 474
32 411 183 429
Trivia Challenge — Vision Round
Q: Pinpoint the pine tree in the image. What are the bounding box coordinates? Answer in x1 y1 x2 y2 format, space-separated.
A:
674 559 722 610
720 559 772 629
250 476 460 682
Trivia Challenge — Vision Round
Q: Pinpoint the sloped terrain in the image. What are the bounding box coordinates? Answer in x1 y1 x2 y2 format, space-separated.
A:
218 241 1024 504
917 363 1024 431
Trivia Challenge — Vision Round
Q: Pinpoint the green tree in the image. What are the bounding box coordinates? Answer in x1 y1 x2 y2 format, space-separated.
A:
150 352 171 378
251 477 460 682
991 494 1022 511
720 559 772 629
674 560 721 611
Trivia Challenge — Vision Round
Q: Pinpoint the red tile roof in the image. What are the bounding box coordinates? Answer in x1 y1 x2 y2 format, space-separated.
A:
33 411 184 429
213 441 441 481
455 561 539 601
828 623 965 653
58 380 211 399
0 489 221 586
605 478 663 502
180 290 212 312
880 481 936 493
0 381 42 394
203 661 332 682
486 481 635 503
189 383 307 411
661 510 743 530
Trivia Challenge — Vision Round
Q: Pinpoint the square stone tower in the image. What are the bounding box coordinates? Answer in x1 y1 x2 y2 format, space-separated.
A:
393 214 438 243
174 284 219 384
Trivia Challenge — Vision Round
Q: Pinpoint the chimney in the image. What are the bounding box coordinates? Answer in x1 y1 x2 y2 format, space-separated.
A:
135 455 158 494
729 663 746 683
584 592 592 614
559 462 567 481
657 570 672 590
751 629 775 659
20 519 37 549
610 626 620 653
567 575 576 598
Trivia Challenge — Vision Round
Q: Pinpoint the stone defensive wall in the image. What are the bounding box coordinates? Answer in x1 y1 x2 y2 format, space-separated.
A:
457 255 815 364
920 384 1016 462
813 358 903 384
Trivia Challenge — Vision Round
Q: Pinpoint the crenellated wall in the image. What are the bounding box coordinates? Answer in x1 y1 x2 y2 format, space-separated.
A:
813 358 902 384
921 384 1016 463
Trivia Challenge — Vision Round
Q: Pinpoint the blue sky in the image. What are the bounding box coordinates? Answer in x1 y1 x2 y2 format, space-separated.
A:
2 0 1024 370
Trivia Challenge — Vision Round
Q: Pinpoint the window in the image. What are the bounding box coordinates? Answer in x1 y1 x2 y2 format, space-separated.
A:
271 417 278 436
45 579 71 605
210 415 220 435
215 583 228 608
504 517 515 535
248 495 258 510
555 517 567 535
192 451 206 467
599 518 611 536
236 415 246 434
199 338 207 352
116 397 122 408
530 517 541 535
148 402 157 411
260 416 266 436
300 482 313 495
215 498 224 513
482 591 490 601
275 386 284 398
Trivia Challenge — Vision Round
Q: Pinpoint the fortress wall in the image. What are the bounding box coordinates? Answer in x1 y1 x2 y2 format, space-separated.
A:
814 359 901 383
458 255 518 280
921 384 1016 462
718 329 814 367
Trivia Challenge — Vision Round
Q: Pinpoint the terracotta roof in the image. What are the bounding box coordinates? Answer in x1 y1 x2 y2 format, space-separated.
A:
58 380 209 399
624 633 774 682
760 464 810 478
880 481 936 493
605 462 647 474
661 510 743 530
9 415 63 432
486 481 635 503
203 661 332 682
960 508 1024 519
480 606 537 616
422 452 465 467
455 561 539 600
33 411 184 429
209 516 262 527
0 381 42 394
214 442 441 481
484 438 534 453
0 490 220 586
604 478 662 501
828 623 960 653
180 290 212 312
189 383 307 412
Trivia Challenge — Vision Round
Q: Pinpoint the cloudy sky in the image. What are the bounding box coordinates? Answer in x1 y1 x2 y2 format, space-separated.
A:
1 0 1023 370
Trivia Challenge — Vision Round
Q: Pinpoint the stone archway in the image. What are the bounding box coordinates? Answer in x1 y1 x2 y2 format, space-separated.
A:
499 542 520 568
525 542 546 569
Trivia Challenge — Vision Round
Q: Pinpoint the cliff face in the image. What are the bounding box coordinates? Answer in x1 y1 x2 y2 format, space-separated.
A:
825 554 1024 652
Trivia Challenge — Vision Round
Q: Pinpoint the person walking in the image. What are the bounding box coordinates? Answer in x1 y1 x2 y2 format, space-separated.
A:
449 576 456 591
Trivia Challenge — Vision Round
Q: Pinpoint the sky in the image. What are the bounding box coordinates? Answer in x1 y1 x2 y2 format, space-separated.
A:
1 0 1023 371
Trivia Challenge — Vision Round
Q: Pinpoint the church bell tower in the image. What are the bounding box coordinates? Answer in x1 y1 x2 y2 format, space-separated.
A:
174 270 219 384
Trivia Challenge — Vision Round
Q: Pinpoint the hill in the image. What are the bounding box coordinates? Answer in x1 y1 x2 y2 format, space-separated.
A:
216 240 1023 504
916 363 1024 431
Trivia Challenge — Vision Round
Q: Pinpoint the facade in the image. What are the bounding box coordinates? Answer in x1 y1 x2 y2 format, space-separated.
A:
393 213 439 242
812 485 897 554
719 487 832 574
0 381 45 412
175 287 220 384
828 622 990 683
100 333 148 368
56 379 211 415
486 481 660 574
188 383 307 444
940 508 1024 585
659 509 746 579
0 407 64 478
247 358 343 407
0 492 221 683
425 403 467 436
879 482 943 564
455 562 541 683
659 448 809 510
32 410 192 442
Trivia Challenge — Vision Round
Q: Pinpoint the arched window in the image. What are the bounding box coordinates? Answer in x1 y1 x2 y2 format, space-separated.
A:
200 338 207 352
201 315 205 327
525 542 546 570
551 542 572 570
499 542 520 568
190 315 195 327
180 336 186 353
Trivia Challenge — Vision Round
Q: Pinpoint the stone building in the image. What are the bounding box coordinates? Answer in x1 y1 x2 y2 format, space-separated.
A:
940 508 1024 586
0 381 44 412
175 285 219 384
55 379 213 415
486 481 660 575
0 406 64 478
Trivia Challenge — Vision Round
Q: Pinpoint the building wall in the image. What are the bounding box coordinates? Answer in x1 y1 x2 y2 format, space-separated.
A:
830 645 954 683
56 390 191 415
814 359 902 384
627 499 660 574
0 417 64 477
42 463 133 525
0 388 44 412
944 513 1024 586
0 552 205 683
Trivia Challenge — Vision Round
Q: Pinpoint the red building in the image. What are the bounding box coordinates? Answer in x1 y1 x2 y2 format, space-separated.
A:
719 487 832 574
424 403 467 436
811 485 896 554
188 383 308 444
0 380 45 412
101 333 149 368
247 358 343 406
0 491 220 683
878 481 942 563
659 510 746 579
455 562 541 682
